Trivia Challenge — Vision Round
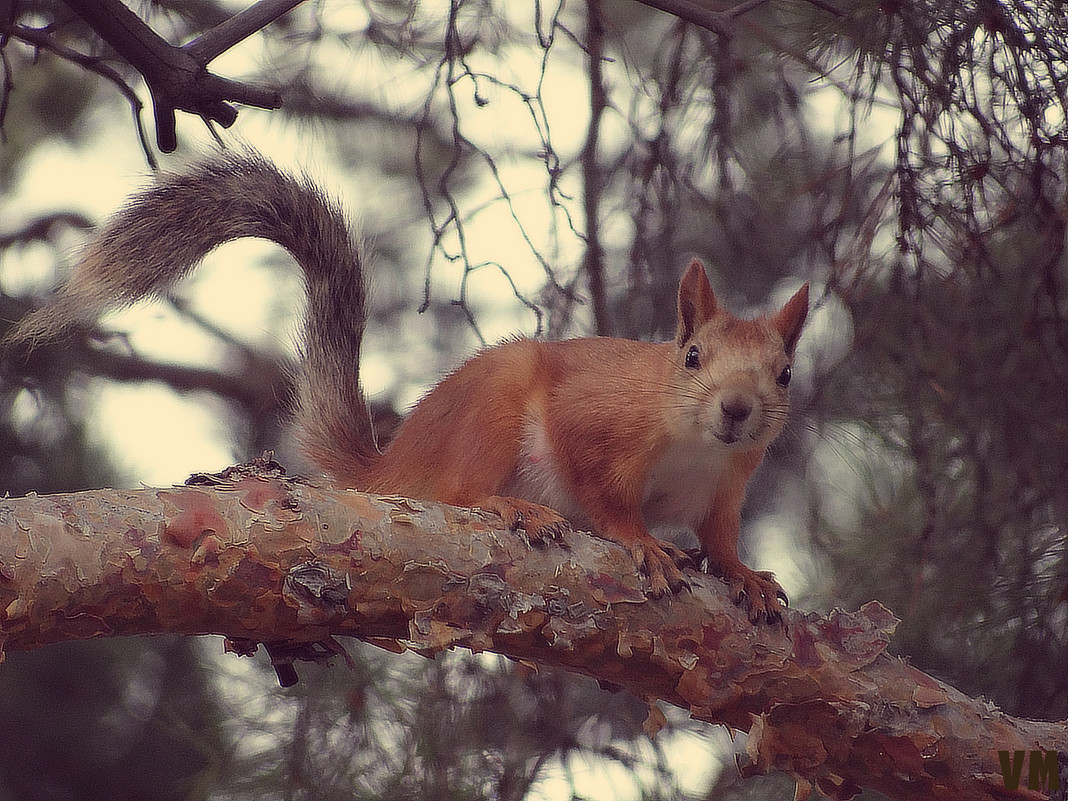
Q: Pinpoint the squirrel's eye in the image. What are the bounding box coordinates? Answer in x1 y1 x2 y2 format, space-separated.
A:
776 365 792 387
685 345 700 370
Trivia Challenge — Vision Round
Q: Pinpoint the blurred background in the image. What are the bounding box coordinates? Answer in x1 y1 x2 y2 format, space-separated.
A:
1 1 1066 799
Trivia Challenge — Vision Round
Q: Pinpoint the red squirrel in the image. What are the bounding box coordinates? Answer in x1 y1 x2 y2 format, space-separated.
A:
5 156 809 622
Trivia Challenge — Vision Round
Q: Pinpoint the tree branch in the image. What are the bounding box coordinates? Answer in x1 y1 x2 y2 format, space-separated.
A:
0 212 93 250
59 0 305 152
630 0 842 37
581 0 610 335
0 460 1062 800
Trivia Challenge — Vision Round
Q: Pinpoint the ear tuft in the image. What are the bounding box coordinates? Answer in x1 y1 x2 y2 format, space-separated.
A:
675 259 718 346
773 282 809 356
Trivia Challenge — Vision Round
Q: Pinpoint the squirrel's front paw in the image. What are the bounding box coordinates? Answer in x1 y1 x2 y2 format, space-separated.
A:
627 538 689 597
712 562 787 624
479 495 570 543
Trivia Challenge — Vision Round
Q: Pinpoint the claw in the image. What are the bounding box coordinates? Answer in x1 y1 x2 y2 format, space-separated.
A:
659 540 697 570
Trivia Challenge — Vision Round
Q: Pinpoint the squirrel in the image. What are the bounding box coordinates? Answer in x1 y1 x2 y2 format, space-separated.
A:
4 155 809 622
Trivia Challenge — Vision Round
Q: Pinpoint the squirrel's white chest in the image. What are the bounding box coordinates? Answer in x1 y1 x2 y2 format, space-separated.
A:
640 438 729 527
506 419 727 530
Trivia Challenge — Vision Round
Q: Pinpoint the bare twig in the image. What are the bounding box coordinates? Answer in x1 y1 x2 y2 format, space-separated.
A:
414 0 572 338
4 22 158 165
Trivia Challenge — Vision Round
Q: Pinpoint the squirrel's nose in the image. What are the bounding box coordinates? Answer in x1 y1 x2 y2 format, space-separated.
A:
720 395 753 423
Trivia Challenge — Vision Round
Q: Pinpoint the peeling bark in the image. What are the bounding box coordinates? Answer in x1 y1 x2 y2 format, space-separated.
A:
0 462 1064 800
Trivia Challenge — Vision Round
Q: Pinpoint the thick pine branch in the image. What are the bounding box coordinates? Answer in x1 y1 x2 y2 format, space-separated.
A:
0 460 1062 800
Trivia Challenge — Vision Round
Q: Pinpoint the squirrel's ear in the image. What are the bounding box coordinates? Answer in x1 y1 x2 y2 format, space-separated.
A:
772 282 809 356
676 259 718 345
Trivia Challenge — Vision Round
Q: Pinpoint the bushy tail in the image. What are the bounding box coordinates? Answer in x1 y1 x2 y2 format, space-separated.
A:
4 155 379 484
